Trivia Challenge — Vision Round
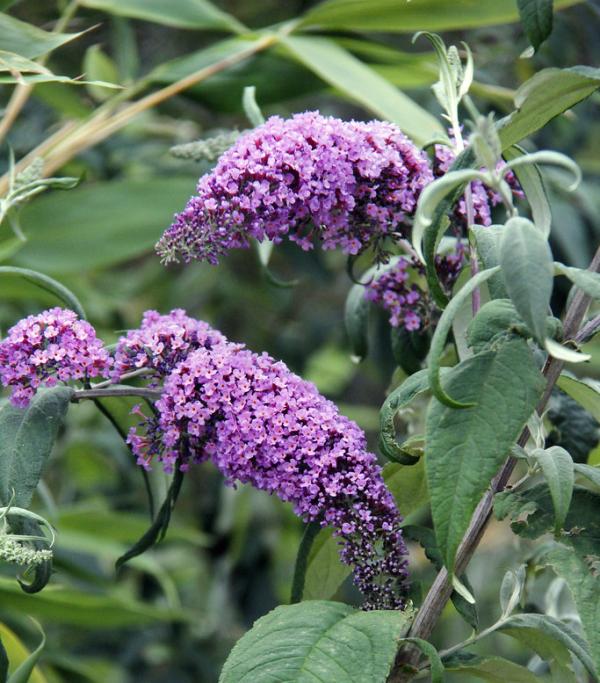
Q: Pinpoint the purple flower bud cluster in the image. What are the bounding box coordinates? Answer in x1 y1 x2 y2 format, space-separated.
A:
111 309 226 382
365 247 465 331
0 307 111 407
433 143 523 230
127 317 409 609
157 111 433 265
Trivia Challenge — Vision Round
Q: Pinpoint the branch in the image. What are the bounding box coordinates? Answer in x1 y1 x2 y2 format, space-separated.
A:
388 244 600 682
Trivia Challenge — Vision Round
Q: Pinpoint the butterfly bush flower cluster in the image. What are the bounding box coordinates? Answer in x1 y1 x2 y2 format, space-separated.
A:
0 307 111 407
128 325 408 610
366 247 465 331
157 111 433 264
111 308 226 382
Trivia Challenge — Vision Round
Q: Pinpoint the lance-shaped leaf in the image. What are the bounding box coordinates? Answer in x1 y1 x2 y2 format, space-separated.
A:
503 150 581 191
556 373 600 421
517 0 554 52
554 262 600 300
219 601 413 683
412 168 487 263
503 146 552 237
0 13 83 60
344 283 370 360
428 267 501 408
471 225 508 299
0 387 73 508
427 337 544 571
532 446 574 533
280 35 442 146
500 216 554 344
446 654 540 682
498 66 600 150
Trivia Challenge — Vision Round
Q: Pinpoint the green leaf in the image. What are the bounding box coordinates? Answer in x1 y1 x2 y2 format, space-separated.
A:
303 527 349 601
498 66 600 150
383 458 429 518
499 565 526 619
218 601 412 683
0 622 45 683
428 266 501 408
0 13 83 60
0 633 7 683
466 299 526 354
15 178 194 273
422 148 477 307
503 146 552 236
500 216 554 344
545 338 590 364
344 283 370 360
0 267 86 319
555 262 600 300
542 545 600 675
412 169 486 264
532 446 574 532
298 0 580 33
504 151 581 191
390 327 431 376
0 387 73 508
498 612 597 678
471 225 509 299
427 337 544 571
280 35 442 146
83 45 120 101
79 0 245 32
574 463 600 487
446 654 540 682
242 85 265 127
400 638 444 683
0 578 182 627
517 0 554 51
7 620 45 683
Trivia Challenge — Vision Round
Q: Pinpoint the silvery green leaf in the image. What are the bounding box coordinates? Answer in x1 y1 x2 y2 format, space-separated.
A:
500 565 527 618
504 151 581 192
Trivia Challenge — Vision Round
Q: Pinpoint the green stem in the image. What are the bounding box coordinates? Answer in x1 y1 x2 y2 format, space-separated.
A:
290 521 321 604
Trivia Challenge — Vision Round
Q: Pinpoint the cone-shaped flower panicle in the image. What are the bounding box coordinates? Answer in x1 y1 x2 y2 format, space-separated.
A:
157 112 433 264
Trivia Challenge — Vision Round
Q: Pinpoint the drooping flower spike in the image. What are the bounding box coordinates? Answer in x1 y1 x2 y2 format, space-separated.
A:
127 322 409 610
157 111 433 264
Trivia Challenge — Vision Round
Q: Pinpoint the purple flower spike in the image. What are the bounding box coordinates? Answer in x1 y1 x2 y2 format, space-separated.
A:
0 307 111 407
157 112 433 264
111 309 226 382
129 337 409 610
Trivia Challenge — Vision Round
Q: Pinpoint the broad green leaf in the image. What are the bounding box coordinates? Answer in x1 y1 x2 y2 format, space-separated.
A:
471 225 508 299
446 654 540 682
428 267 501 408
556 372 600 414
503 146 552 237
542 545 600 675
0 267 86 319
83 45 120 101
517 0 554 51
15 178 194 273
466 299 525 354
0 387 73 508
0 623 45 683
299 0 580 33
280 35 442 146
427 337 544 570
412 169 486 263
554 262 600 300
383 458 429 518
219 601 412 683
303 528 348 601
79 0 245 32
499 66 600 150
532 446 574 532
344 283 370 360
500 216 554 344
0 578 183 627
0 13 82 60
8 620 45 683
498 612 597 678
391 327 431 376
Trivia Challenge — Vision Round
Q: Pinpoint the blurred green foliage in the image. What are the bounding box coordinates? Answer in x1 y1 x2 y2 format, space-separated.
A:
0 0 599 681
